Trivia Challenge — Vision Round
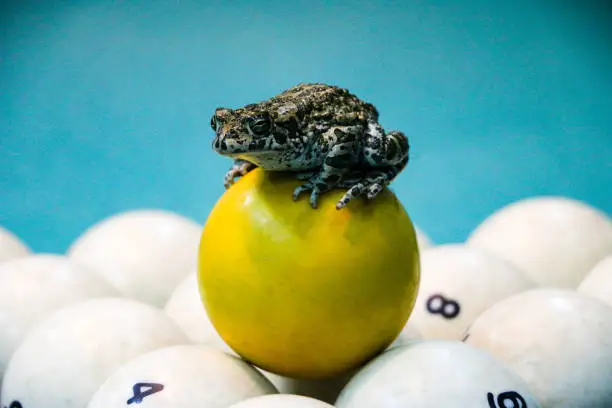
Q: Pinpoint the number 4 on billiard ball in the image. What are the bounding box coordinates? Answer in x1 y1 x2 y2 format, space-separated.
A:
0 383 165 408
127 382 165 404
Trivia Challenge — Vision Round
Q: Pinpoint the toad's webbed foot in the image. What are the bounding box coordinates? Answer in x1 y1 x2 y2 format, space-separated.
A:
224 159 257 189
335 161 407 209
292 168 394 210
292 175 337 209
335 179 384 209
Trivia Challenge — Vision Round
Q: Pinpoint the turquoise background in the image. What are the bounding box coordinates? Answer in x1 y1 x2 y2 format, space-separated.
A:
1 0 611 253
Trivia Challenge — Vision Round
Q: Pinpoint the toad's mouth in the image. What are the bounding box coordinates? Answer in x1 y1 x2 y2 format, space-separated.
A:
236 150 288 162
235 152 302 171
212 135 249 155
212 140 301 170
212 134 286 157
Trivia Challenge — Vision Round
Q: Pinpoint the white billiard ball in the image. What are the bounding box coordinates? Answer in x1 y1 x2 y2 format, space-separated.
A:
464 288 612 407
408 244 535 340
335 340 541 407
467 196 612 288
87 344 277 407
0 254 119 387
67 209 203 307
1 297 189 408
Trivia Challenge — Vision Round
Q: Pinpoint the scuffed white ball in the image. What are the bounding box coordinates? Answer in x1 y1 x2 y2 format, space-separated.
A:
464 288 612 408
0 254 119 384
408 244 535 340
467 196 612 288
87 344 277 408
1 297 189 408
67 209 203 307
335 340 541 408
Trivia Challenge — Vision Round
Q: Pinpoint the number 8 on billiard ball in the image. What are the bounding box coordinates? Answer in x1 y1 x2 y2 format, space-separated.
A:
426 294 461 319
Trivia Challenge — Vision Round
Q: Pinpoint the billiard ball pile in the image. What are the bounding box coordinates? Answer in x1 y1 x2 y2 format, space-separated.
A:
1 195 611 407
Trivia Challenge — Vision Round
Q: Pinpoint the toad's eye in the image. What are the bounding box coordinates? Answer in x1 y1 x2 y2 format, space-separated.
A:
246 114 272 136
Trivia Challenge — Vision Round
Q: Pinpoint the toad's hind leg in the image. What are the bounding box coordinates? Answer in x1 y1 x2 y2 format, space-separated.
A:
292 126 362 208
335 125 410 209
363 124 410 169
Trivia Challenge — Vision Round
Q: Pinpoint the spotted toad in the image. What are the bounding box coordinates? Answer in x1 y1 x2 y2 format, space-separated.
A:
210 83 410 209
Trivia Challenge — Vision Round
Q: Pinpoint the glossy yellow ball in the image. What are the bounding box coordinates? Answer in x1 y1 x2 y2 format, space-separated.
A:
197 168 420 379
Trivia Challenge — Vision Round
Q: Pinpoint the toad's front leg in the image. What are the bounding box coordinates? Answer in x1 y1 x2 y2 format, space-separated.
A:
292 127 361 208
224 159 257 189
